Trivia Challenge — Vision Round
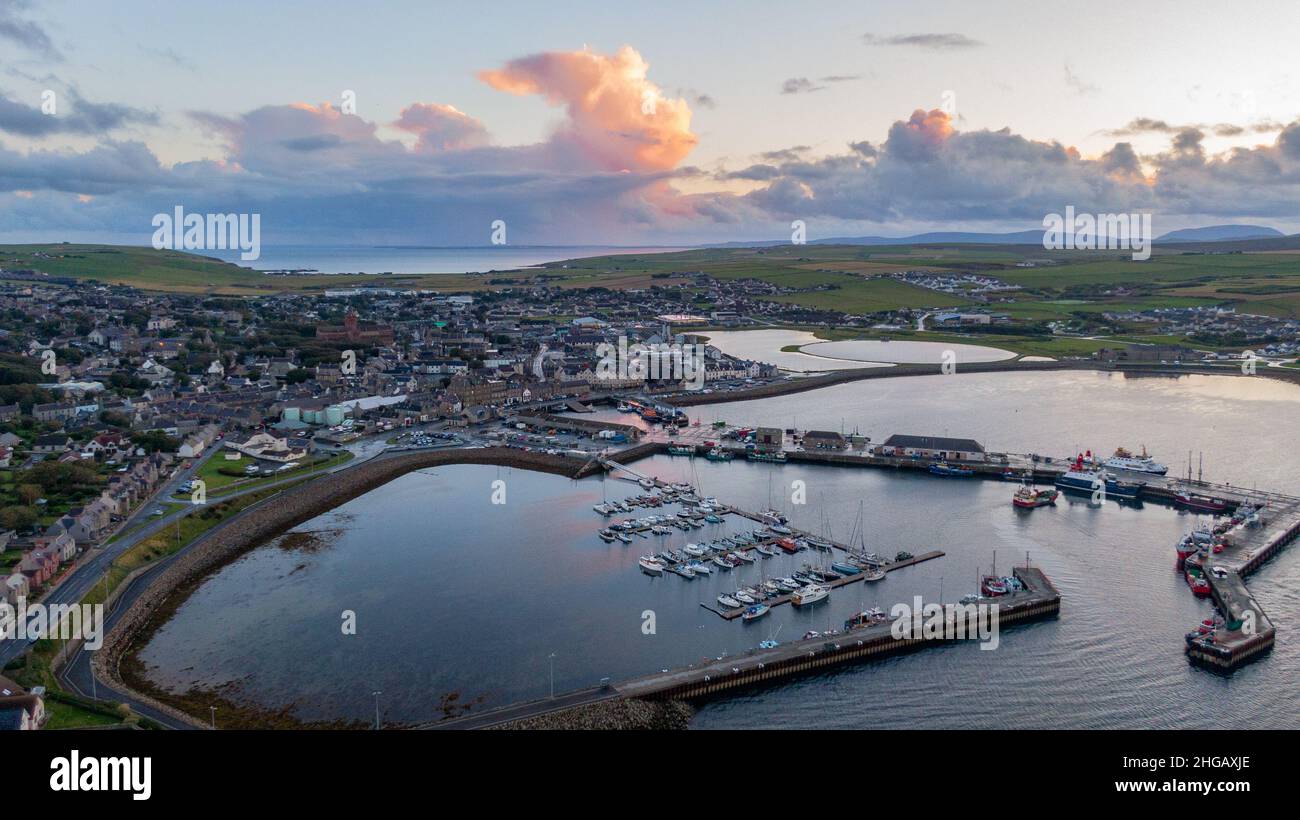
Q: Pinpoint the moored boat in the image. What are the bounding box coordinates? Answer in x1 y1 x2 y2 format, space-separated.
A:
1103 445 1168 475
705 448 733 462
742 604 770 621
638 556 665 575
1175 490 1231 514
792 584 829 606
1054 455 1143 500
717 594 741 609
928 462 974 477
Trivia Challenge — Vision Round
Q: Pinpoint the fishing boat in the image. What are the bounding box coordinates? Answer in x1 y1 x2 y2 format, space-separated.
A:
598 529 616 542
1012 485 1060 509
1185 569 1212 598
928 462 974 477
1103 446 1168 475
1175 490 1231 514
670 564 696 579
666 444 695 456
689 560 712 575
705 448 733 462
717 593 742 609
748 451 787 463
792 584 829 607
742 604 771 621
775 537 799 554
844 608 888 630
682 543 705 557
1054 455 1144 500
638 556 665 575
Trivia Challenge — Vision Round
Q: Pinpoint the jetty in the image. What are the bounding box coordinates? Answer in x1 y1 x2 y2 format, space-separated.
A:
620 565 1061 701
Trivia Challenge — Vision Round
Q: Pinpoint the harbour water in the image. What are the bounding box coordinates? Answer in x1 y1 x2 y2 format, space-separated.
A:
135 371 1300 728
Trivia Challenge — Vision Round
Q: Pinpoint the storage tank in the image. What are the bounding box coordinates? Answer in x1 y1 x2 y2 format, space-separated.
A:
324 405 346 426
282 407 301 423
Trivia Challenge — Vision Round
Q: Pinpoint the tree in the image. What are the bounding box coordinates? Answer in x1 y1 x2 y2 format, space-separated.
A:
17 483 43 506
0 506 37 531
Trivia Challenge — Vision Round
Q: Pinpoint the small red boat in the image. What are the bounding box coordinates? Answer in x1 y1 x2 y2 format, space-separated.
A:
1185 572 1212 598
1012 485 1059 509
775 537 798 554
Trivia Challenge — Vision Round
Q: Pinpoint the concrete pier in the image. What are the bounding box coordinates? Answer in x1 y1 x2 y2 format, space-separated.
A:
617 566 1061 702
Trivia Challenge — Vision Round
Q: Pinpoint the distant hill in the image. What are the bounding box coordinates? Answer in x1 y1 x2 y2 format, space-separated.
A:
1156 224 1284 243
707 224 1288 249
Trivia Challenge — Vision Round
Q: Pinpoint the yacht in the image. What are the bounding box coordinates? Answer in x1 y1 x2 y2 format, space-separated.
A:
792 584 829 606
638 556 665 575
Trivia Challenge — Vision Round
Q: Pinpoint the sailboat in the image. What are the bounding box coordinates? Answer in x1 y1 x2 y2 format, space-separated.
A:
844 501 885 581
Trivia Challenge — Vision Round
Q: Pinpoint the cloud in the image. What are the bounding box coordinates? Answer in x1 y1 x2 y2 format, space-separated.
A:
0 0 60 60
0 86 157 137
861 33 982 50
393 103 489 152
478 45 696 172
724 106 1300 228
1103 117 1286 138
781 75 862 94
1063 62 1098 96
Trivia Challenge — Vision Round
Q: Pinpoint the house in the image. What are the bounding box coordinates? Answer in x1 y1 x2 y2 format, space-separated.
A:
20 547 60 586
32 401 78 423
32 434 73 455
0 445 11 468
178 424 220 458
802 430 847 450
0 403 19 421
224 431 306 463
879 434 987 462
3 573 29 605
0 693 46 730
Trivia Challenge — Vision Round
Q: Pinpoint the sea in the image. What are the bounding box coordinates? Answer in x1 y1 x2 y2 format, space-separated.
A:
200 245 695 275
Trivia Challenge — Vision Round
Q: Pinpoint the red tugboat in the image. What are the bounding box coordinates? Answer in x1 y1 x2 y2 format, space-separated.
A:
1175 537 1197 567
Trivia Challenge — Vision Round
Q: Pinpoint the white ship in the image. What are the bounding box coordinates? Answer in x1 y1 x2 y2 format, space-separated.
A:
1102 446 1168 475
792 584 829 606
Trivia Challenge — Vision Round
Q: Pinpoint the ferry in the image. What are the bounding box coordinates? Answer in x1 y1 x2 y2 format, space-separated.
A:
928 462 974 477
638 556 665 575
1054 456 1144 500
791 584 829 606
748 451 787 463
1012 485 1060 509
742 604 771 621
1103 446 1168 475
1175 490 1231 514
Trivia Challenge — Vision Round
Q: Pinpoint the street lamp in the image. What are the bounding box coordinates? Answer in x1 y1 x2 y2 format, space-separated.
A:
209 706 216 730
548 653 557 699
372 690 382 730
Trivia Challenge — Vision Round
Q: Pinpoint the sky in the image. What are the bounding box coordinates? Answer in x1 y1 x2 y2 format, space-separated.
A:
1 0 1298 246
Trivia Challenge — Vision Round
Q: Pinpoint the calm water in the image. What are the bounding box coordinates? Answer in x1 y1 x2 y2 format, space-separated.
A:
202 245 693 274
803 339 1016 364
701 329 1015 371
137 371 1300 728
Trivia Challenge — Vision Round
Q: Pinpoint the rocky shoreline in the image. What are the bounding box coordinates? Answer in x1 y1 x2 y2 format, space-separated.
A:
490 698 693 730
